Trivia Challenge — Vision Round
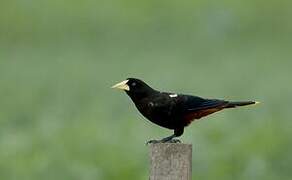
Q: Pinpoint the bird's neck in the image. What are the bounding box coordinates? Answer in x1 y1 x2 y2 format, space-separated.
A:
127 88 157 103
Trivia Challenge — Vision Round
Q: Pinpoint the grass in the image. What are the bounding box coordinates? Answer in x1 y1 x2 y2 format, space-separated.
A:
0 0 292 179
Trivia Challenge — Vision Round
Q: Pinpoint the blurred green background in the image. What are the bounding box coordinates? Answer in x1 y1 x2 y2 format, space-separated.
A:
0 0 291 179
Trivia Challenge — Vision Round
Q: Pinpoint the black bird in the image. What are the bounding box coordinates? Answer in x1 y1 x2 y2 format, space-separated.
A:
112 78 259 144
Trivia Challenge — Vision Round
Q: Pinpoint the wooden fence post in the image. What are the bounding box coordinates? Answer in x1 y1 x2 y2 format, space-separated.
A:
149 143 192 180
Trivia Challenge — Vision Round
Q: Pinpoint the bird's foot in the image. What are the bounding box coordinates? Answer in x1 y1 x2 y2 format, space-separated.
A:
146 139 160 145
146 138 181 145
166 139 181 143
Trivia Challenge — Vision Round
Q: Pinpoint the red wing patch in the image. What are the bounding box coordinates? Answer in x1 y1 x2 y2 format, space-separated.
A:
183 108 223 126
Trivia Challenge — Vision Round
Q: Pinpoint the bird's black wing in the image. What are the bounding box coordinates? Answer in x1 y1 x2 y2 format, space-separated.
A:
184 96 228 111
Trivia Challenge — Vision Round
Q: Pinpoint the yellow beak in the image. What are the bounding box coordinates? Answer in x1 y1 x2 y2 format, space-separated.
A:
111 80 130 91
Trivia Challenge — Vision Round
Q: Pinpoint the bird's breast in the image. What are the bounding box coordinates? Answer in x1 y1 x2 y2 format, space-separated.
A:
134 99 181 129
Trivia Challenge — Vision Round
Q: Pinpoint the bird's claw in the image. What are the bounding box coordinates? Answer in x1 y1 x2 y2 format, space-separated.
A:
166 139 181 143
146 138 181 145
146 140 160 145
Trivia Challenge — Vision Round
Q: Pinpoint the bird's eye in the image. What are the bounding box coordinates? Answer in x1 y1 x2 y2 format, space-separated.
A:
131 82 136 86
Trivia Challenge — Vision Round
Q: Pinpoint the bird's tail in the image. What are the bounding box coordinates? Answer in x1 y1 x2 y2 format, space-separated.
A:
225 101 260 108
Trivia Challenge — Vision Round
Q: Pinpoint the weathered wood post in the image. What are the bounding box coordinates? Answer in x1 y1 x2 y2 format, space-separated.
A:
149 143 192 180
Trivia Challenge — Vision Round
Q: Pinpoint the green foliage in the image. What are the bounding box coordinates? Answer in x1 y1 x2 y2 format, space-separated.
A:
0 0 291 179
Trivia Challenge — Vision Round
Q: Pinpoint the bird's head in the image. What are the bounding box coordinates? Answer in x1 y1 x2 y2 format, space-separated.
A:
112 78 155 100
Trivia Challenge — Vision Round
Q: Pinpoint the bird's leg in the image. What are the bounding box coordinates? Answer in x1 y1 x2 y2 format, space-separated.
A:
166 128 184 143
146 128 184 144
